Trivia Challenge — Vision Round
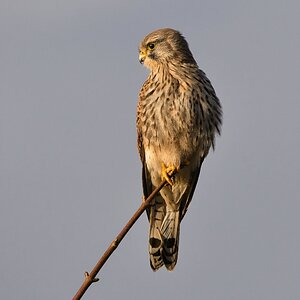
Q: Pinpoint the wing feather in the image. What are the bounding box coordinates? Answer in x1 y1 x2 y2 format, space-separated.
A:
179 158 204 220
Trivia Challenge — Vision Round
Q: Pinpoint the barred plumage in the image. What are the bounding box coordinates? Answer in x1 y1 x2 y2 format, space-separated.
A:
136 28 222 271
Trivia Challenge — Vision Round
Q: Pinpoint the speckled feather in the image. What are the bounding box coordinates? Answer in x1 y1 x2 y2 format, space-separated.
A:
136 28 222 271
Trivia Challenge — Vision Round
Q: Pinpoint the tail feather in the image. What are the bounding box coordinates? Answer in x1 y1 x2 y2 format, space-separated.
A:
149 203 180 271
149 196 165 270
161 210 180 271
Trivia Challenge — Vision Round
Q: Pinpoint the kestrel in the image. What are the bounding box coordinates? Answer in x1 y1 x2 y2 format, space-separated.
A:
136 28 222 271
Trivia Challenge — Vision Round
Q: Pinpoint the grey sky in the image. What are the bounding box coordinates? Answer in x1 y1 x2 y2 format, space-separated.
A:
1 0 299 299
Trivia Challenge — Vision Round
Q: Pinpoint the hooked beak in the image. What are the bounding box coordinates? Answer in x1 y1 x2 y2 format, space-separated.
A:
139 50 146 64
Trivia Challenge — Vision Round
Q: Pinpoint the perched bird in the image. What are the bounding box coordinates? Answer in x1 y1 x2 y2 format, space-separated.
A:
136 28 222 271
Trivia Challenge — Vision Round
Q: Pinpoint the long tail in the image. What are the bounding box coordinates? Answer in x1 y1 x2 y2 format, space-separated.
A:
161 210 180 271
148 196 165 270
149 204 180 271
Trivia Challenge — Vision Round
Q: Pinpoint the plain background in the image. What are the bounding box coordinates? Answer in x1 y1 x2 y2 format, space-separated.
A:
1 1 299 299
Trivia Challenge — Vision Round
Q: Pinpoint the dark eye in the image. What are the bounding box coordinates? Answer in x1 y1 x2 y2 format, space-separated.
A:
147 43 155 50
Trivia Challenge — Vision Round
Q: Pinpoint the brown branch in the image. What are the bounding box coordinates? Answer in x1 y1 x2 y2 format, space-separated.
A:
72 177 170 300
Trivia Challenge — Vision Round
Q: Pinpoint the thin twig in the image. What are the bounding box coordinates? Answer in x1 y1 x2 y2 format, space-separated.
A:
72 177 171 300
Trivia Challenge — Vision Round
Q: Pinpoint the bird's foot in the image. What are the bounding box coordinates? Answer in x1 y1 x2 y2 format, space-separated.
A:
161 163 177 186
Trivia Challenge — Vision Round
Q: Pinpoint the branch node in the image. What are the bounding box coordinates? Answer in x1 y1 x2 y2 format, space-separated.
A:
111 238 119 248
84 271 100 283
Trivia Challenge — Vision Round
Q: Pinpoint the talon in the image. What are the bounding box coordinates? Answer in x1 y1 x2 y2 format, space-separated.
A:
161 163 177 186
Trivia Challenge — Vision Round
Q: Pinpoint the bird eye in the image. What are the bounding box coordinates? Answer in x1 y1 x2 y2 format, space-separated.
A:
147 43 155 50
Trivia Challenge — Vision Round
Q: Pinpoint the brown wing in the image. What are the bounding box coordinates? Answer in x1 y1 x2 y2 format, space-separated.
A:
136 83 153 220
137 122 155 220
179 158 204 221
178 69 222 220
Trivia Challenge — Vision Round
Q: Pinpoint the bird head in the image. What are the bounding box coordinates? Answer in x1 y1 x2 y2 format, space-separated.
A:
138 28 196 70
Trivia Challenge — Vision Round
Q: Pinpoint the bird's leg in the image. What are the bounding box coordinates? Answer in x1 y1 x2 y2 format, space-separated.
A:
161 163 177 186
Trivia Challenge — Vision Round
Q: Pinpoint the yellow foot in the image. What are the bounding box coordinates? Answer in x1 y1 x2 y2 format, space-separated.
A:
161 163 177 186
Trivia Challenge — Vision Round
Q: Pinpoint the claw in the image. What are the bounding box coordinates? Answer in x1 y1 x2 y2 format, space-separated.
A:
161 163 177 186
